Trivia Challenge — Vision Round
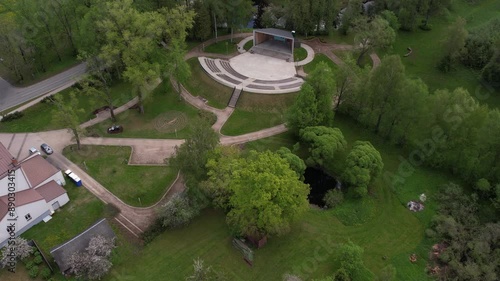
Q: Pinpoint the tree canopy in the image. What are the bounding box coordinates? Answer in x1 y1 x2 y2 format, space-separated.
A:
342 141 383 197
204 150 310 238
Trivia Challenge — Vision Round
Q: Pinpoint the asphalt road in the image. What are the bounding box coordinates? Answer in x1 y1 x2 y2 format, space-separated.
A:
0 63 86 112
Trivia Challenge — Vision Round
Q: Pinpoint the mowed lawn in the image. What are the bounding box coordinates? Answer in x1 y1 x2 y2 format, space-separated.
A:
63 145 178 207
105 112 453 281
87 82 210 139
303 53 339 74
221 92 297 135
0 81 134 133
184 58 233 109
388 0 500 108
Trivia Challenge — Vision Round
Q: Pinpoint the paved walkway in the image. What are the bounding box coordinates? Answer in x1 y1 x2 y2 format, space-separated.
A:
237 36 253 53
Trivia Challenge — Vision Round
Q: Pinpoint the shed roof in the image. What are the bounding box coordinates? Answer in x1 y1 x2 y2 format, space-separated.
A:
255 28 294 39
50 219 115 273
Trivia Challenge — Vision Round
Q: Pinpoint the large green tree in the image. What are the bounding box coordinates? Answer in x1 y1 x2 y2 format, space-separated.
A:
299 126 347 168
205 150 310 239
352 16 396 66
342 141 383 197
52 92 86 150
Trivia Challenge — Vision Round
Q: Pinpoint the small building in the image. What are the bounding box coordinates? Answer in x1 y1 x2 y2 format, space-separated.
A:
0 142 69 248
252 28 295 61
50 218 115 274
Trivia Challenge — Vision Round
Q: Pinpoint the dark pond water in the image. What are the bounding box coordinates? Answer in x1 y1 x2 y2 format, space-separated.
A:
303 167 339 207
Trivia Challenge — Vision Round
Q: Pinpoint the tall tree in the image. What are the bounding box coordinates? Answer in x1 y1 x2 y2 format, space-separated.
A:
52 92 86 150
352 16 395 66
223 0 253 42
418 0 452 28
220 150 310 239
342 141 383 197
299 126 347 168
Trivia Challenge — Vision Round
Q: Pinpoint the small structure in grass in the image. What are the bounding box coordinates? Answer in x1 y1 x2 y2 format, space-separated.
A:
232 238 254 266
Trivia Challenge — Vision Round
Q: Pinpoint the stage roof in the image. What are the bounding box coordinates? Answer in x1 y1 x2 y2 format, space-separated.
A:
255 28 294 39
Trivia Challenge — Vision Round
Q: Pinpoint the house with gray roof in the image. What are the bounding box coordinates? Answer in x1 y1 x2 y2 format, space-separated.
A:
0 142 69 248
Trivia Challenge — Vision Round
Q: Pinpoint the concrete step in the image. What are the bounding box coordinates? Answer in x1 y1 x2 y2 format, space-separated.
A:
228 87 242 108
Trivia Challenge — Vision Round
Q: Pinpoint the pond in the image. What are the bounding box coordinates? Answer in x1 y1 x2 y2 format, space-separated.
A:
303 167 340 207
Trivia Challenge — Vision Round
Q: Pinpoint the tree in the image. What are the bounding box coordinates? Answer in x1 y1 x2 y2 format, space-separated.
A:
475 178 492 195
52 92 86 150
418 0 452 28
299 126 347 168
338 241 366 280
223 0 254 42
380 10 400 31
185 258 227 281
481 40 500 88
323 189 344 209
276 147 306 180
68 235 116 280
171 120 219 183
286 62 335 134
190 0 212 41
158 193 199 229
0 237 34 268
352 16 396 66
333 268 351 281
339 0 363 35
342 141 383 197
206 150 310 239
439 17 468 71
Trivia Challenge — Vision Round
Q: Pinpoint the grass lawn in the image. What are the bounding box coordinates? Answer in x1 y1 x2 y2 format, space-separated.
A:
387 0 500 108
303 53 339 73
87 82 212 139
221 92 297 136
244 39 253 51
204 38 241 55
334 50 373 69
184 58 233 109
0 81 133 133
294 47 308 61
63 145 178 207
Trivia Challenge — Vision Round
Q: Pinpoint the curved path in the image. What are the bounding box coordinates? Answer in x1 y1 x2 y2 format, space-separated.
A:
0 33 382 237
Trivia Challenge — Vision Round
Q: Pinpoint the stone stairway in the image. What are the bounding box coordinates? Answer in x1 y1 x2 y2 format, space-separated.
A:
228 87 242 108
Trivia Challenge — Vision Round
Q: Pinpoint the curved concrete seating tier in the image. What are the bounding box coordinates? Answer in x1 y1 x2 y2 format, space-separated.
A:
198 55 304 94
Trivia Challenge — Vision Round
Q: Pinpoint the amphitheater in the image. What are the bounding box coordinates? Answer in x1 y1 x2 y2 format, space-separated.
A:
198 28 314 108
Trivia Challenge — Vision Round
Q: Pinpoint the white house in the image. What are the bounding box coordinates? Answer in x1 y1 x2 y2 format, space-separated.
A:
0 142 69 248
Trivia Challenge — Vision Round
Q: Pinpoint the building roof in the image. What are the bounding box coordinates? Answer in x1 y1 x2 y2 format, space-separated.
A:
255 28 294 39
21 155 59 188
36 180 67 202
50 219 116 273
0 189 45 219
0 142 15 179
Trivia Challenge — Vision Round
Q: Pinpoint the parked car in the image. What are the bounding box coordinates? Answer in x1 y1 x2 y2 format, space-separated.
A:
29 147 40 155
40 143 53 155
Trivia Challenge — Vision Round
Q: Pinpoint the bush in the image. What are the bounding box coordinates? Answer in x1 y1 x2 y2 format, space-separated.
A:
437 55 453 73
475 178 491 193
418 23 432 31
33 255 43 265
28 265 39 278
158 193 199 229
1 111 24 122
25 260 35 270
34 251 41 257
198 110 216 125
41 267 52 280
142 218 166 244
323 189 344 209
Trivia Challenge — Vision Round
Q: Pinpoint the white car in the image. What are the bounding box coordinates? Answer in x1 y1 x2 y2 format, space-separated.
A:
29 147 40 155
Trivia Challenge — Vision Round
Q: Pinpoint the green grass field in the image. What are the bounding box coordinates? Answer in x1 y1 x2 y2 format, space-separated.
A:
388 0 500 108
0 81 133 133
63 145 178 207
294 47 308 61
87 82 212 139
303 53 339 73
221 92 297 136
244 39 253 51
184 58 233 109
